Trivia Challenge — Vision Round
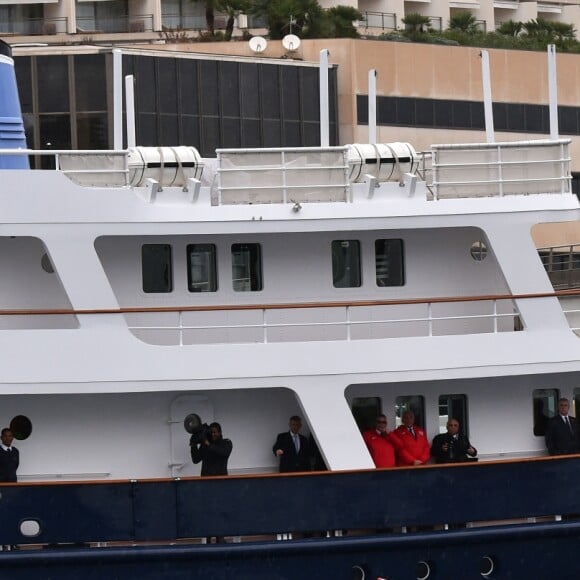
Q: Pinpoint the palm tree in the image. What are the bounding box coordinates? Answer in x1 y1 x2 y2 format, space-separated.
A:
402 13 431 34
191 0 218 35
448 11 479 34
322 6 362 38
496 19 523 37
251 0 324 40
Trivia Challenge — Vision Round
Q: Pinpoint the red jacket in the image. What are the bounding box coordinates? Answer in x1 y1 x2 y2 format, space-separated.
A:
392 425 430 466
362 429 396 468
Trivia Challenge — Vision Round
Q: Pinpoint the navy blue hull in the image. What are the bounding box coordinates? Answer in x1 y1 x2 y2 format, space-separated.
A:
1 456 580 578
2 522 580 580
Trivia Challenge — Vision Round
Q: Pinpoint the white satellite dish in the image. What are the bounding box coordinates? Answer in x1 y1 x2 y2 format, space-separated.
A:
249 36 267 53
282 34 301 52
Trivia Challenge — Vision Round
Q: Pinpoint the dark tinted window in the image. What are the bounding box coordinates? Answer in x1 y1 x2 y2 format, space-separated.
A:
37 56 69 113
220 61 240 118
375 239 404 287
75 54 106 112
187 244 217 292
395 395 425 429
332 240 361 288
533 388 559 436
158 58 178 114
232 243 262 292
438 394 468 436
351 397 382 431
142 244 173 293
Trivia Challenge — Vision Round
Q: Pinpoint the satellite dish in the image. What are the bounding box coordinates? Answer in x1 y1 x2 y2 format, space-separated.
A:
249 36 267 53
282 34 301 52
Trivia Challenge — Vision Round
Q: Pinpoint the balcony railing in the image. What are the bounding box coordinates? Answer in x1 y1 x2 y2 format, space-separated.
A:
0 17 67 36
360 11 397 31
76 14 153 34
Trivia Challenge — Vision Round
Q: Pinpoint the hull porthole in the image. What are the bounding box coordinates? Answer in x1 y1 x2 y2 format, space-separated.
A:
481 555 495 577
351 564 367 580
417 560 431 580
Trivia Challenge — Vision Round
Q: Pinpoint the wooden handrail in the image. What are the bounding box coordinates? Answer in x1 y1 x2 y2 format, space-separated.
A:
0 287 576 317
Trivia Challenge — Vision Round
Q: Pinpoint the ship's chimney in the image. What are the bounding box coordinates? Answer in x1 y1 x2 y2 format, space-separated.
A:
0 40 29 169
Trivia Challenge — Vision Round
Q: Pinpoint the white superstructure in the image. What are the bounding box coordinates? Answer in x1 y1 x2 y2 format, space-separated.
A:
0 136 578 483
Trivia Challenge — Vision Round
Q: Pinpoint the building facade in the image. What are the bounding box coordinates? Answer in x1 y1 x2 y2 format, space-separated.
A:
1 0 578 42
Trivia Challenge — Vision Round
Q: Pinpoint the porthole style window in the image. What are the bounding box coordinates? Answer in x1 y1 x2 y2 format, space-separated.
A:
470 241 488 261
10 415 32 440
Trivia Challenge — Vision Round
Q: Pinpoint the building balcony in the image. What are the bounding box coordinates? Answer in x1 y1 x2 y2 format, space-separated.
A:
0 17 67 36
76 14 154 34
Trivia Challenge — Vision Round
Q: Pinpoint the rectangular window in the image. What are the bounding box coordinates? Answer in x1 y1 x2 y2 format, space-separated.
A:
533 388 559 436
375 239 404 287
187 244 217 292
142 244 173 293
351 397 382 432
232 243 262 292
395 395 425 429
332 240 361 288
438 394 468 436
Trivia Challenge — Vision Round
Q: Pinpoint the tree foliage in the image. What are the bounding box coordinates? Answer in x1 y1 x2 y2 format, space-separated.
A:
448 11 479 34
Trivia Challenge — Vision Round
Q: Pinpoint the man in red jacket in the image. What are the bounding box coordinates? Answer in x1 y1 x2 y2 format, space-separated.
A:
392 410 430 466
362 414 396 468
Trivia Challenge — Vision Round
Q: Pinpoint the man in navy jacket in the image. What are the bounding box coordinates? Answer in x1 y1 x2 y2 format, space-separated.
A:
0 428 19 482
273 416 310 472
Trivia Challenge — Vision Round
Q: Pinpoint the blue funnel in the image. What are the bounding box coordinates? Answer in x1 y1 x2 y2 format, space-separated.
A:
0 40 29 169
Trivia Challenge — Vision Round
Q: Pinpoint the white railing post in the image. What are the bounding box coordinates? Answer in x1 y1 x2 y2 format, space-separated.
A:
428 302 433 337
179 310 184 346
493 300 498 333
263 309 268 344
346 305 351 341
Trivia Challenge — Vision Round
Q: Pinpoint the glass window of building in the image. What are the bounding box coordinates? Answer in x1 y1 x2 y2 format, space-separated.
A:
351 397 382 431
375 239 405 287
395 395 425 429
232 243 262 292
438 394 468 435
187 244 218 292
533 388 559 436
332 240 361 288
142 244 173 293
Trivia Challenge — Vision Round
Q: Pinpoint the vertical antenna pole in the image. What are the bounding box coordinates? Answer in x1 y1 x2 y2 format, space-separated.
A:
548 44 559 140
368 69 377 144
125 75 136 148
319 49 330 147
113 49 123 150
481 50 495 143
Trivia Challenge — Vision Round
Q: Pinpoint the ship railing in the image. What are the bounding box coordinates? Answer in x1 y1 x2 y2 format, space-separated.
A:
430 139 571 199
0 148 129 185
216 147 352 205
538 243 580 290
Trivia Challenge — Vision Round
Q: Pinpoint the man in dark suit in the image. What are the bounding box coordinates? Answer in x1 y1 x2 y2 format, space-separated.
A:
545 398 578 455
0 428 19 482
431 418 477 464
273 416 310 473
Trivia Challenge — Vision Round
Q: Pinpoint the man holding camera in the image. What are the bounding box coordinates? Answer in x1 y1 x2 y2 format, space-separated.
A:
190 422 233 476
431 418 477 464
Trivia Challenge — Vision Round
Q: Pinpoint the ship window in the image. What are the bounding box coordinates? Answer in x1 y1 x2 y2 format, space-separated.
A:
533 388 559 436
574 389 580 421
142 244 173 293
232 243 262 292
187 244 217 292
351 397 382 431
375 239 404 286
438 394 468 436
332 240 361 288
470 241 488 261
395 395 425 429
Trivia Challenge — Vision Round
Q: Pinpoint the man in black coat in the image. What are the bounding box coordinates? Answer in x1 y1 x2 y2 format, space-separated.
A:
273 415 310 473
545 398 578 455
190 422 232 476
431 418 477 464
0 428 19 482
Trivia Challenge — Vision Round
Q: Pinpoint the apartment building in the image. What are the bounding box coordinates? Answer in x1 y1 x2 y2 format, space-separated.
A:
2 0 579 43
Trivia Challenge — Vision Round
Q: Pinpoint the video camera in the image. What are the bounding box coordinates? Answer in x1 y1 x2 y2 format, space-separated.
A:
184 413 211 446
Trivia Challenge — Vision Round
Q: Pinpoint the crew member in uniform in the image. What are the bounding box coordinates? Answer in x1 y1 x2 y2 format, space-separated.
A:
392 410 430 466
545 398 578 455
431 418 477 463
0 428 19 482
273 415 310 472
362 414 397 468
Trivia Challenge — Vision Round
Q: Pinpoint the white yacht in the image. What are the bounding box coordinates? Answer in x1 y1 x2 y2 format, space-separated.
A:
2 38 580 579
